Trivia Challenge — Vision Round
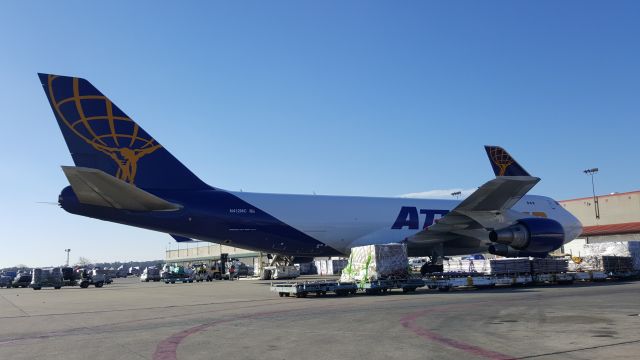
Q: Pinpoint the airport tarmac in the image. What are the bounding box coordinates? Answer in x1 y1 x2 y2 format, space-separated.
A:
0 277 638 360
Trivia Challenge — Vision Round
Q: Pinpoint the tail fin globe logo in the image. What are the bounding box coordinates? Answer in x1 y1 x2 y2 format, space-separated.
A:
46 75 161 184
488 147 513 176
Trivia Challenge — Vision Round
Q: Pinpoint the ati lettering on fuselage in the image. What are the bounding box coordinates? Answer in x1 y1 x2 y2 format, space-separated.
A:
391 206 450 230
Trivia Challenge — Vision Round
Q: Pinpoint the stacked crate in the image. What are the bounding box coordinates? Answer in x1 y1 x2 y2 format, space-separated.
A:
530 258 569 273
488 258 530 275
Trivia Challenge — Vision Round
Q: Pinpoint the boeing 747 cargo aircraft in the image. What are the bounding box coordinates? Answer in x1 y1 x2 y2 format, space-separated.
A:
39 73 582 264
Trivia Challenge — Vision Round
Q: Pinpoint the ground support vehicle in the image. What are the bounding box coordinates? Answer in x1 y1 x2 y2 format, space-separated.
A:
271 280 358 298
31 268 63 290
12 274 32 288
78 271 106 288
192 264 212 282
61 267 78 287
0 275 13 288
115 268 128 278
161 264 194 284
162 272 194 284
260 265 300 280
140 267 161 282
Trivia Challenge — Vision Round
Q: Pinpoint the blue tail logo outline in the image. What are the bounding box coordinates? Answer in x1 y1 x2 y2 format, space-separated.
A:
44 74 161 184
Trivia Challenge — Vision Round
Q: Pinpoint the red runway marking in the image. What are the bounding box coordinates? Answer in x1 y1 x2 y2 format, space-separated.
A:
152 309 298 360
399 308 515 360
153 299 516 360
153 321 226 360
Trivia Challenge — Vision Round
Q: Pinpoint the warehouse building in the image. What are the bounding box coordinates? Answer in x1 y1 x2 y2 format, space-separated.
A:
560 190 640 254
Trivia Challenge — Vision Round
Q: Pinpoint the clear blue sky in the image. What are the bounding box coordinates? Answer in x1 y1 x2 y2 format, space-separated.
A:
1 1 638 267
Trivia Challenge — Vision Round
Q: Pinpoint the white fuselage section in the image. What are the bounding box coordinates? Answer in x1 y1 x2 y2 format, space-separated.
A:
232 192 583 255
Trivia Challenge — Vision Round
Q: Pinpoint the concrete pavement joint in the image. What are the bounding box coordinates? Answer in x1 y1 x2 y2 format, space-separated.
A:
514 338 640 359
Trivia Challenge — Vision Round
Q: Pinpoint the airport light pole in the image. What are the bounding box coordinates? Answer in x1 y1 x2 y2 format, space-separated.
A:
64 249 71 266
583 168 600 219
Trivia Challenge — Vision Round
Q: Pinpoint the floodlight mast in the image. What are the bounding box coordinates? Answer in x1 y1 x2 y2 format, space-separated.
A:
583 168 600 219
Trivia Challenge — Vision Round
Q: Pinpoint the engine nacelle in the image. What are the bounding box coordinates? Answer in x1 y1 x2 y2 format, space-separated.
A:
487 244 548 258
488 218 565 253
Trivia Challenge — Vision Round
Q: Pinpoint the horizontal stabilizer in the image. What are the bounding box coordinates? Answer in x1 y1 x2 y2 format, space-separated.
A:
170 234 198 243
62 166 181 211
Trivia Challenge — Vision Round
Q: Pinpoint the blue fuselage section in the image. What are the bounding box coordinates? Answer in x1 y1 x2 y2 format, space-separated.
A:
59 186 339 256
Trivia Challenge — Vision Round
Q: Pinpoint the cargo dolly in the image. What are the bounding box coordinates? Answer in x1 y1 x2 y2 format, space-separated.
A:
359 278 425 294
271 277 425 297
424 273 534 291
271 280 358 298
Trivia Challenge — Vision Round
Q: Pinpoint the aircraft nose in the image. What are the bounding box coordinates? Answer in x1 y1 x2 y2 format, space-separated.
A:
565 210 583 242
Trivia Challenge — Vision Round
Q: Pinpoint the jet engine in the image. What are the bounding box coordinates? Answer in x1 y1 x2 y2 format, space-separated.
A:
488 218 565 253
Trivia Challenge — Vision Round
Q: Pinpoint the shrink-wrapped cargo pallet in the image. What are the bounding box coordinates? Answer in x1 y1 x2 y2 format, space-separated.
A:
569 255 633 272
443 259 491 274
340 243 408 281
568 241 640 271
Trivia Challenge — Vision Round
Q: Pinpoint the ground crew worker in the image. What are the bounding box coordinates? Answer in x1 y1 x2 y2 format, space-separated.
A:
229 265 235 281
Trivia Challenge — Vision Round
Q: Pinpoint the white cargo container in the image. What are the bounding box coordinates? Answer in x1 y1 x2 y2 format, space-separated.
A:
314 259 348 276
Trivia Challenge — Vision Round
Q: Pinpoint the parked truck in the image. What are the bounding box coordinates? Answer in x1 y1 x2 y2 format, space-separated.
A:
12 273 32 288
141 266 161 282
0 275 13 288
31 268 63 290
61 267 78 287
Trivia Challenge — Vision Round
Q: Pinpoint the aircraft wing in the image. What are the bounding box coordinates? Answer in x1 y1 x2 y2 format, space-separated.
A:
409 146 539 244
62 166 181 211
